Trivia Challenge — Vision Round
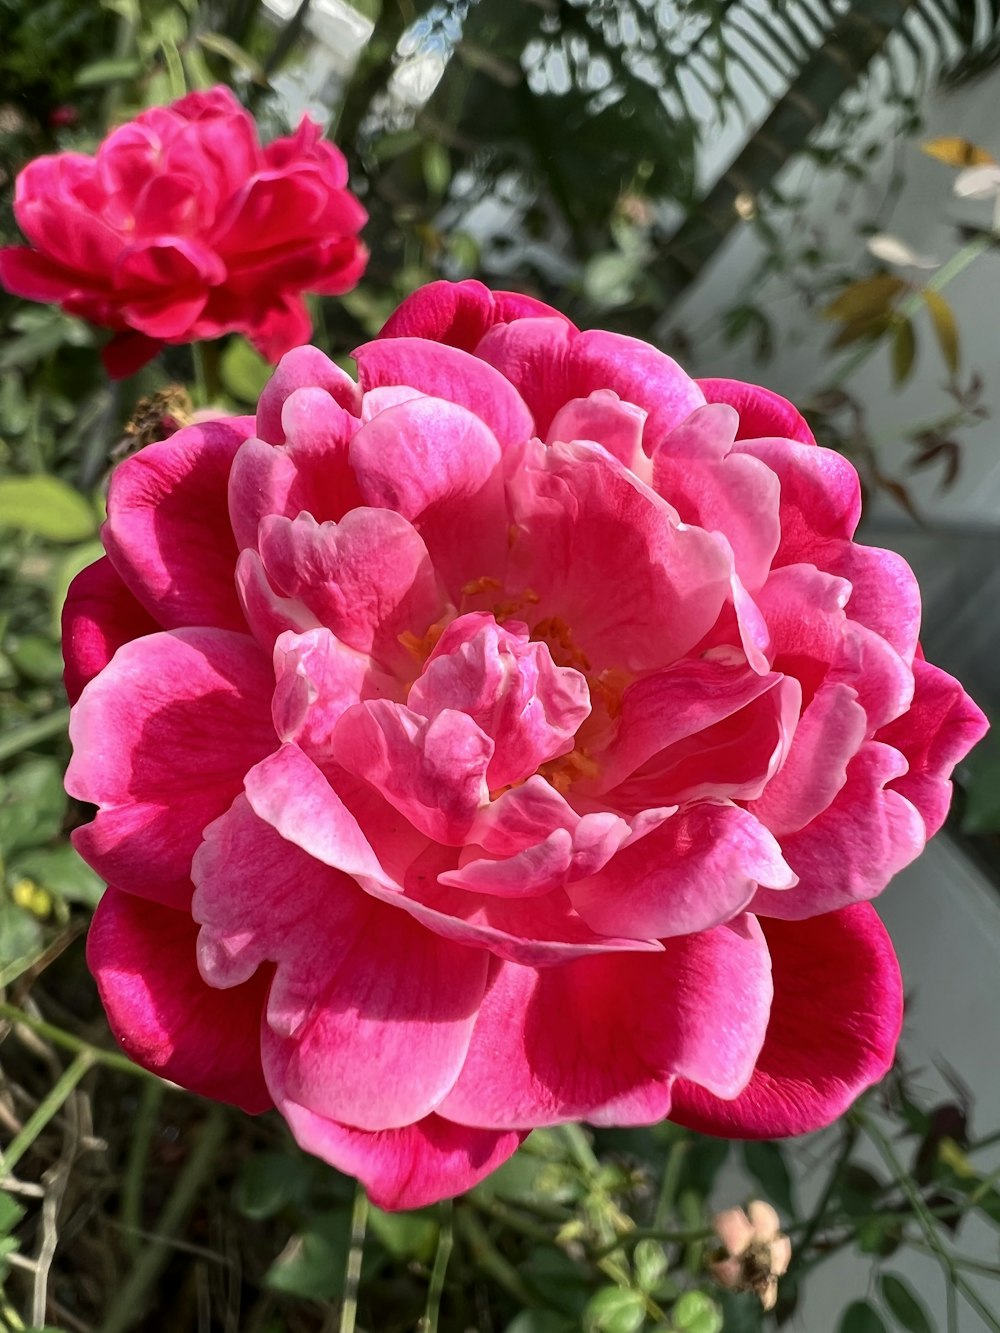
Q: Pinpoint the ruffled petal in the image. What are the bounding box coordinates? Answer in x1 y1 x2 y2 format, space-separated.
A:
62 556 159 704
439 915 771 1128
104 417 255 630
278 1098 524 1211
670 906 902 1136
67 629 275 907
88 887 271 1112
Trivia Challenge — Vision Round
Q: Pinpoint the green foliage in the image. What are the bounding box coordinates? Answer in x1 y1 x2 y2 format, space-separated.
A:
878 1274 935 1333
840 1302 890 1333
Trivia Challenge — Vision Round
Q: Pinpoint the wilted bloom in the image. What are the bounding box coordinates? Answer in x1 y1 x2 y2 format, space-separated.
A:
0 87 367 377
64 280 987 1210
710 1201 791 1310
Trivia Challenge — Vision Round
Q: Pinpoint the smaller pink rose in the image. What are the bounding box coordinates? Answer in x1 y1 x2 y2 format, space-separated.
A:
0 87 367 376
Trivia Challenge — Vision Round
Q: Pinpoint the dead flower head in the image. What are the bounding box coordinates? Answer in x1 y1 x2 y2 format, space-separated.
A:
709 1200 791 1311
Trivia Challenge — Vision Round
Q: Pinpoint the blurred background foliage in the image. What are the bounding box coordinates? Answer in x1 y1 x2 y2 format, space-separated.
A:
4 1 1000 1331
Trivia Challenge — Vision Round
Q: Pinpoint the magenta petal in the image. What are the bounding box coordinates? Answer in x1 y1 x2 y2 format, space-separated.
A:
350 394 501 519
104 417 255 631
593 658 786 794
67 629 275 907
263 907 487 1129
377 277 571 352
408 618 590 790
257 507 446 674
243 743 392 888
750 741 926 920
507 441 731 672
476 318 705 442
332 701 493 845
272 627 397 761
62 556 159 704
547 390 647 470
194 789 488 1131
278 1099 524 1211
697 378 816 445
670 905 902 1136
88 887 271 1112
441 810 631 899
353 337 534 448
748 683 868 835
736 438 860 554
439 915 771 1128
256 345 361 444
876 659 988 838
568 803 794 939
653 447 780 593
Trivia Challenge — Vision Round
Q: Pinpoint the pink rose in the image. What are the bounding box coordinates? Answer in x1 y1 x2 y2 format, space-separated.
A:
64 280 987 1210
0 87 367 377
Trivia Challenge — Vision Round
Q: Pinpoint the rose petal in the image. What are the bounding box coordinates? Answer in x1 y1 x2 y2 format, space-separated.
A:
670 905 902 1136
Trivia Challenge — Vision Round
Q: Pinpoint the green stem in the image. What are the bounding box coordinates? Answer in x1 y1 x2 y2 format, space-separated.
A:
339 1182 368 1333
120 1081 165 1257
0 708 70 764
0 1050 94 1176
791 1123 858 1270
857 1111 1000 1333
0 1003 162 1081
559 1122 600 1178
653 1138 689 1231
454 1205 537 1308
419 1199 454 1333
100 1108 227 1333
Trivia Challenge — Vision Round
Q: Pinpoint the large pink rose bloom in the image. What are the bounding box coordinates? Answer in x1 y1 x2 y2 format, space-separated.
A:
0 87 367 377
64 280 987 1209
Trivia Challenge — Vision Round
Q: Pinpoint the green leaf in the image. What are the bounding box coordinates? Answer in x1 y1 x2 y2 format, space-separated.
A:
633 1238 668 1293
504 1313 575 1333
582 1286 645 1333
0 894 44 977
522 1247 592 1316
891 318 917 386
0 757 68 855
236 1150 313 1220
672 1290 724 1333
824 275 907 322
265 1209 350 1300
74 56 143 87
0 476 97 543
878 1274 934 1333
839 1302 889 1333
422 141 451 197
583 252 638 309
197 32 268 83
368 1205 438 1262
220 338 273 406
741 1141 795 1216
11 844 104 907
922 288 960 374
